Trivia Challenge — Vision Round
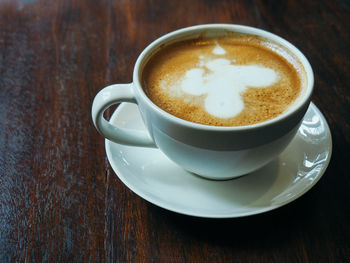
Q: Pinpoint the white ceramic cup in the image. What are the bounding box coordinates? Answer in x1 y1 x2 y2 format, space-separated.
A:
92 24 314 180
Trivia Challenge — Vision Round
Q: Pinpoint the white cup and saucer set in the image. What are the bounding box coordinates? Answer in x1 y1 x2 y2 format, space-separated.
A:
92 24 332 218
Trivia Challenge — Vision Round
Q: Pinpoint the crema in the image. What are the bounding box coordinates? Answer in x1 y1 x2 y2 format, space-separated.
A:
142 34 305 126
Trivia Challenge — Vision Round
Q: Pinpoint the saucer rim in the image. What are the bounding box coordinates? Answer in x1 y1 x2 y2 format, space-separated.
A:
105 102 332 218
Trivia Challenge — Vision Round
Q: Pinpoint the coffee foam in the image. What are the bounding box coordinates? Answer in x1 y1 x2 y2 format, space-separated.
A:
175 55 279 118
143 34 304 126
212 44 227 55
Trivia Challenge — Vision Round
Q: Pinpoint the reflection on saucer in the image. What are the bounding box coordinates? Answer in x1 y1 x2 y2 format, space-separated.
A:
106 102 332 218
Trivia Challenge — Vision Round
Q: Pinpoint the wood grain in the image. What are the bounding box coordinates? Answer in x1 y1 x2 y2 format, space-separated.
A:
0 0 349 262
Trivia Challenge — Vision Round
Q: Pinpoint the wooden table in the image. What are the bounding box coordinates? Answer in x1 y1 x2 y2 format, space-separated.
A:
0 0 349 262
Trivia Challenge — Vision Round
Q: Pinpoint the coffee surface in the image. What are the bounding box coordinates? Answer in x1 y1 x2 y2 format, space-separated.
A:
142 34 304 126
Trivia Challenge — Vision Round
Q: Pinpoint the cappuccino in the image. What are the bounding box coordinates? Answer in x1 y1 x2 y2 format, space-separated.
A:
142 34 306 126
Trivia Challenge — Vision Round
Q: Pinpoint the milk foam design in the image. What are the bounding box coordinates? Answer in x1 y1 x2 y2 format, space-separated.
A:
212 44 227 55
175 46 279 118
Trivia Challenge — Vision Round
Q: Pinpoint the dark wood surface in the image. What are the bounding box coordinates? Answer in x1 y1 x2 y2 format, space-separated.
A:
0 0 349 262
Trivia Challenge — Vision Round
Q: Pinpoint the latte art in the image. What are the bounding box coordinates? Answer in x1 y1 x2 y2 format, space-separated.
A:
212 44 227 55
143 34 304 126
164 48 279 118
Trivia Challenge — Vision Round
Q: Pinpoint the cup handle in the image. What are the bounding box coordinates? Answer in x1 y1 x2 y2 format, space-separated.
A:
92 83 156 147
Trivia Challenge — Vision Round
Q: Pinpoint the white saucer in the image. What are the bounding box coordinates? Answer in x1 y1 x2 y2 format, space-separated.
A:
105 102 332 218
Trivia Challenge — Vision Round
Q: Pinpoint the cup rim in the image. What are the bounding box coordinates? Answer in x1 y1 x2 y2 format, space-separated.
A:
133 24 314 131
